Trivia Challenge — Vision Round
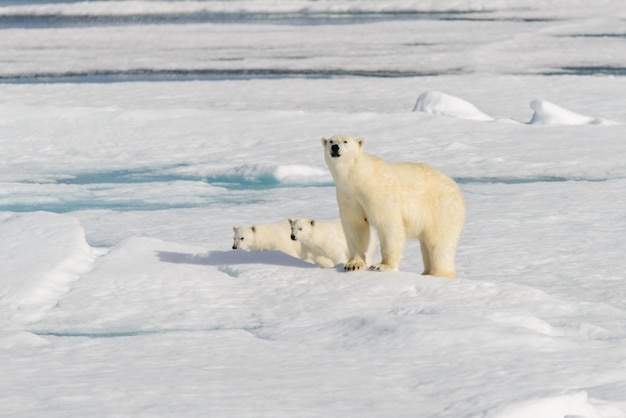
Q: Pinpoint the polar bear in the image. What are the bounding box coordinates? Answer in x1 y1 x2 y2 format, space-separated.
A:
289 218 349 268
322 134 465 277
289 217 377 268
232 220 302 259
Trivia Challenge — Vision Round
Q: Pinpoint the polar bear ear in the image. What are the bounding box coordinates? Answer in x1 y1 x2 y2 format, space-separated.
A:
321 137 328 147
310 219 315 227
357 138 365 148
251 225 256 233
233 226 237 233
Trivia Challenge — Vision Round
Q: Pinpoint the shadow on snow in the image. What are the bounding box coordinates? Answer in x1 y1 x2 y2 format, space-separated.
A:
157 249 318 269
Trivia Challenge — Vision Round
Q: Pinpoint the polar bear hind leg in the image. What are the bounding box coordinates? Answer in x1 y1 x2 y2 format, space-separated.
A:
419 240 432 275
421 232 458 278
425 198 464 278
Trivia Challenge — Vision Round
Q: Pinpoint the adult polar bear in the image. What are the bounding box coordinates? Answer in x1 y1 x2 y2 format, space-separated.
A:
322 135 465 278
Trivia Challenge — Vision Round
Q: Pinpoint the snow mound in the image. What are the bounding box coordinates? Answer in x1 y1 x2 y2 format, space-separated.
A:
412 93 619 126
0 212 104 323
483 391 620 418
413 91 494 121
528 99 616 125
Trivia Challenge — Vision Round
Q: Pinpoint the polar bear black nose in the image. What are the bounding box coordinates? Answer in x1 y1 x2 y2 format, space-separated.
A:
291 234 297 241
330 144 340 157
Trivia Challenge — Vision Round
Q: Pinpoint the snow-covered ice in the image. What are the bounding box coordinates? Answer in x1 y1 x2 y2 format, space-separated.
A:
1 1 626 417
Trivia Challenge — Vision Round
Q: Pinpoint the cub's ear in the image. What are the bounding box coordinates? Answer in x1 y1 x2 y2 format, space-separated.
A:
310 219 316 226
357 138 365 148
251 226 256 233
288 218 294 226
321 137 328 147
233 226 237 232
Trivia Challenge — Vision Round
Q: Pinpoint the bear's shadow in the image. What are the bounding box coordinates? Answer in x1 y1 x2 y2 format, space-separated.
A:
157 249 318 269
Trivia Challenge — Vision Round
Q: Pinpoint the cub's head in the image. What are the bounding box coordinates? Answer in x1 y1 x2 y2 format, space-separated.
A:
289 218 315 241
232 225 256 250
321 135 365 165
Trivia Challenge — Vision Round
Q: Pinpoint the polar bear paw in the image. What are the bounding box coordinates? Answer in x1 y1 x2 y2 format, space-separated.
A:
344 259 367 271
369 263 399 272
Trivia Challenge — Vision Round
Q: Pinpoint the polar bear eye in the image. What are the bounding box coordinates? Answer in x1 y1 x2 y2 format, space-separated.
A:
240 237 244 240
343 140 348 144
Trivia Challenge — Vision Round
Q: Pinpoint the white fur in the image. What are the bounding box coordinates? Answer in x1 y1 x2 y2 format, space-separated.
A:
288 218 347 268
322 134 465 277
232 220 302 258
289 217 377 268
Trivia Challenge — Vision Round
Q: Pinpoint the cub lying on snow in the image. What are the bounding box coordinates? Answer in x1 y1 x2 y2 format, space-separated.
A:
289 217 376 268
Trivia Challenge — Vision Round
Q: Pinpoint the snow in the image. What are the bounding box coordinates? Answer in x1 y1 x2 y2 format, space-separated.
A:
414 91 495 121
1 0 626 416
0 212 105 324
482 391 626 418
528 99 617 125
414 91 621 125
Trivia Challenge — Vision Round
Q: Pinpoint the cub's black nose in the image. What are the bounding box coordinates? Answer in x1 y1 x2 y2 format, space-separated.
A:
232 245 237 249
291 234 297 241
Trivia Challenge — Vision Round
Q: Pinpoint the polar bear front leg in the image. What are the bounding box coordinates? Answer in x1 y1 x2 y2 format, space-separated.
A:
345 257 367 271
369 222 404 272
343 221 370 271
339 202 370 271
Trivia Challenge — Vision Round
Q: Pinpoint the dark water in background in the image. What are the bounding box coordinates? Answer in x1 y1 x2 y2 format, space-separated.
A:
0 3 623 82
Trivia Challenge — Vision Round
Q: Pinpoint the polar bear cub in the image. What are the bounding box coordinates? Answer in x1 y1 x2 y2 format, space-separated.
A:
289 217 377 268
322 134 465 277
232 220 302 259
289 218 349 268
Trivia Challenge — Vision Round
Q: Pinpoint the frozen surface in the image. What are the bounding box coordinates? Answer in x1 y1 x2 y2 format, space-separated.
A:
1 1 626 417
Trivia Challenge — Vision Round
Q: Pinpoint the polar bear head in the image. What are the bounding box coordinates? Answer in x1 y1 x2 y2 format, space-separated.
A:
321 135 365 166
289 218 315 241
232 225 256 250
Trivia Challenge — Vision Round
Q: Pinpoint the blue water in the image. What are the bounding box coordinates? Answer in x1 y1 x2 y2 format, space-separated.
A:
0 167 335 213
54 167 329 190
31 325 263 338
453 176 611 185
0 168 611 213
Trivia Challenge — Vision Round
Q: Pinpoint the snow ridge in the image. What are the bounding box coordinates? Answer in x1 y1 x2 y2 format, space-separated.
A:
0 212 104 323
